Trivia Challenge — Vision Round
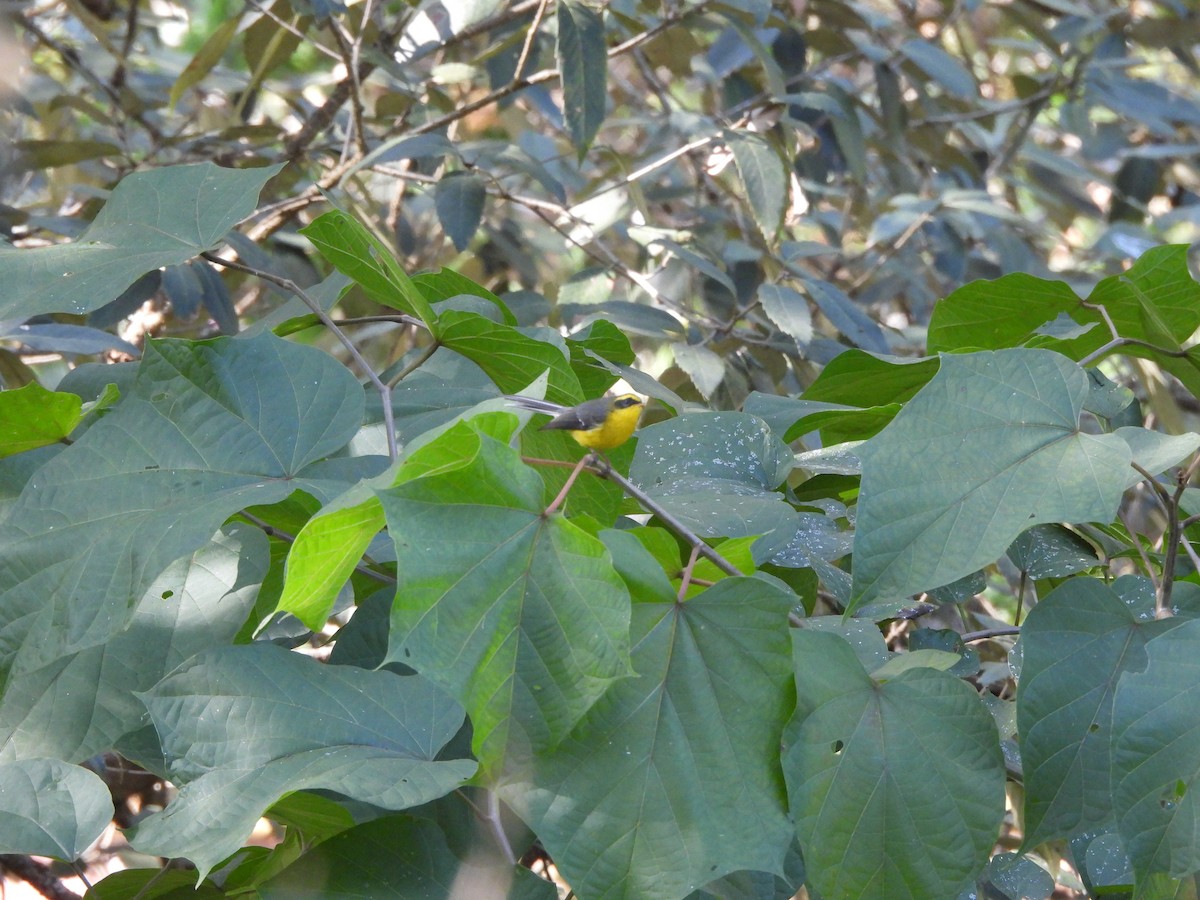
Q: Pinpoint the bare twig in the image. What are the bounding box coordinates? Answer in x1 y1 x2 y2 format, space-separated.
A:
512 0 551 82
961 626 1020 643
677 544 701 600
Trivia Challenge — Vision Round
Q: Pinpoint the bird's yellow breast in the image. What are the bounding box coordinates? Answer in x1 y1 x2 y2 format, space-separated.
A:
568 398 643 450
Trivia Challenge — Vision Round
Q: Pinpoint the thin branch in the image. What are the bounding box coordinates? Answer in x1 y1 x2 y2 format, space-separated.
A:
111 0 139 89
1078 335 1193 369
961 626 1020 643
586 457 744 577
325 17 369 158
1118 507 1160 596
200 251 399 461
677 544 701 600
242 0 341 60
406 4 704 140
512 0 550 82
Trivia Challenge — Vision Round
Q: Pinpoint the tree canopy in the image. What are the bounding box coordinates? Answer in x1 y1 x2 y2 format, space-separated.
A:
3 0 1200 898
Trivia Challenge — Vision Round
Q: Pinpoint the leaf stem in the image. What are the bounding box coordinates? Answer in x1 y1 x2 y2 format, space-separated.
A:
677 544 701 600
486 790 517 865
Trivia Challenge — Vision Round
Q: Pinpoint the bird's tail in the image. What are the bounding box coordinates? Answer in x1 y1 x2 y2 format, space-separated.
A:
502 395 565 415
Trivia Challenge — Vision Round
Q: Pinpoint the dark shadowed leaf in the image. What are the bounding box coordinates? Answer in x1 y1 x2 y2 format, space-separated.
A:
130 644 475 879
0 162 282 319
435 171 487 251
557 0 607 157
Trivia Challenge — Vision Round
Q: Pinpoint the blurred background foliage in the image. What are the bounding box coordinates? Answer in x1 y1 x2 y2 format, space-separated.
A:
3 0 1200 398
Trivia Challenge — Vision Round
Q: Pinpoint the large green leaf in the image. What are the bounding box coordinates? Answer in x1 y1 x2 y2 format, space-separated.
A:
378 418 633 773
849 349 1199 613
0 758 113 858
0 162 282 319
557 0 607 157
1018 576 1183 847
785 630 1005 900
0 332 367 676
1112 617 1200 881
435 310 583 406
0 524 266 762
502 541 796 900
259 814 557 899
801 350 938 406
928 246 1200 395
130 643 475 879
630 412 797 559
300 208 437 326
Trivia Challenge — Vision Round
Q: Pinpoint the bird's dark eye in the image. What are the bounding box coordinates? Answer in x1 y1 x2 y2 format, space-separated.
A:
615 397 640 409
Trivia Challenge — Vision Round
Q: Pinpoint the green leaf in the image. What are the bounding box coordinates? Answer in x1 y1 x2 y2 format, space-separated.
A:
12 139 121 169
0 162 283 319
927 274 1080 353
434 171 487 251
0 381 83 457
930 246 1200 396
0 524 267 762
801 277 889 352
378 420 633 772
897 39 977 98
88 868 225 898
849 350 1151 613
1018 576 1182 847
502 573 796 900
975 853 1055 900
130 644 476 880
802 350 938 406
630 412 796 556
259 814 557 899
413 267 515 325
170 15 242 108
0 758 113 858
759 283 813 347
786 630 1005 900
557 0 606 157
300 209 437 326
1112 617 1200 881
435 309 582 406
1006 524 1099 579
0 332 366 674
671 342 726 399
726 130 789 241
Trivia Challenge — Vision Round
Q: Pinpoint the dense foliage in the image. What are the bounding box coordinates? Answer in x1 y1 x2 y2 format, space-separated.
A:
4 0 1200 898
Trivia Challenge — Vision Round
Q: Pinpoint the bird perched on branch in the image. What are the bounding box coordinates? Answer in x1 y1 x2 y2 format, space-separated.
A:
505 392 646 513
504 393 645 451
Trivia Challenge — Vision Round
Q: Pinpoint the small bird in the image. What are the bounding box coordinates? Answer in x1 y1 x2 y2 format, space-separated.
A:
504 393 646 451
